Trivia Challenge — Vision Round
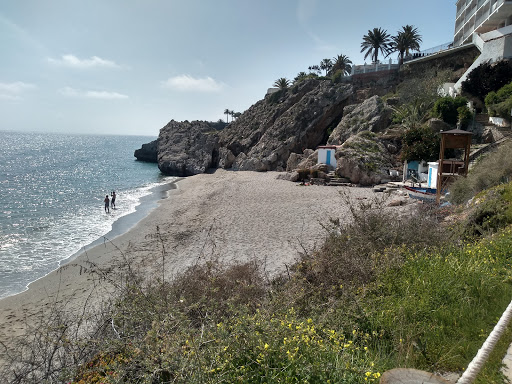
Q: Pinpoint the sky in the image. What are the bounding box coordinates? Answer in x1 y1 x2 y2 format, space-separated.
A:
1 0 457 136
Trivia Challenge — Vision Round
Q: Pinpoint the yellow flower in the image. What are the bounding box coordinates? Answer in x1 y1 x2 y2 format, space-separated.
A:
264 343 269 350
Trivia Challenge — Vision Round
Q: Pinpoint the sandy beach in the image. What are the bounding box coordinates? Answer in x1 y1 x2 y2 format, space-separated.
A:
0 170 379 351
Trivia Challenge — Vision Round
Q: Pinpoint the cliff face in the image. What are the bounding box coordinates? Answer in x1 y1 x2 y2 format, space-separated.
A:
218 79 353 171
157 120 219 177
134 140 158 163
328 95 393 145
145 79 354 176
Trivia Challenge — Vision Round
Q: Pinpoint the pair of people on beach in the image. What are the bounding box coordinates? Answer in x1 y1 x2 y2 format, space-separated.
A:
104 191 116 213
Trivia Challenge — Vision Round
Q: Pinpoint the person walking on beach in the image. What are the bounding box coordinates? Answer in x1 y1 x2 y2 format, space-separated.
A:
111 191 116 209
104 195 110 213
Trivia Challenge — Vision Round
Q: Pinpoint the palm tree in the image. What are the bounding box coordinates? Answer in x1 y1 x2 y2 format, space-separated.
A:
360 27 392 63
390 25 422 65
320 58 333 76
273 78 291 90
294 71 309 84
308 65 321 75
331 54 353 76
229 110 235 121
224 108 230 123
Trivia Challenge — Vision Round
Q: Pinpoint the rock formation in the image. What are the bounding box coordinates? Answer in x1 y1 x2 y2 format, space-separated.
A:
157 120 219 176
334 132 395 186
218 79 353 171
134 139 158 163
328 95 392 145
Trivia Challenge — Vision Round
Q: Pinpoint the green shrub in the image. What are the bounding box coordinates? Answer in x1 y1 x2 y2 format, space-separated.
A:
461 61 512 101
400 126 440 162
458 182 512 239
485 81 512 117
449 141 512 203
266 89 285 105
432 96 468 125
485 91 499 107
457 105 473 128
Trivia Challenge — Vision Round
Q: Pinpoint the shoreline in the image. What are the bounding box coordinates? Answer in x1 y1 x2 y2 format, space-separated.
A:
61 178 180 267
0 178 179 302
0 170 379 348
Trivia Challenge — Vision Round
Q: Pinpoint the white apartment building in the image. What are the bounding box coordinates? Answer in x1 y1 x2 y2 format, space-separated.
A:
450 0 512 92
454 0 512 46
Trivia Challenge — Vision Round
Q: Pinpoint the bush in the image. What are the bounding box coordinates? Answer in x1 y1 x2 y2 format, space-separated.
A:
266 89 285 105
400 126 440 162
459 183 512 239
461 61 512 101
449 141 512 203
457 105 473 128
485 81 512 118
432 96 468 125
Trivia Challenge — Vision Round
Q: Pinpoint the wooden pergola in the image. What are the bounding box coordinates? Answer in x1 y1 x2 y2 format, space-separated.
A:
436 129 472 204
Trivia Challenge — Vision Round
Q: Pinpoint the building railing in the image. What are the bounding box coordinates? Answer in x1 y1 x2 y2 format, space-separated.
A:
350 59 399 75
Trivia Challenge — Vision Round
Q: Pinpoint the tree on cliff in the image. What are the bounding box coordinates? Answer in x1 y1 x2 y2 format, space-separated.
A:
224 108 231 123
331 54 353 76
360 27 392 63
274 78 291 90
294 72 309 84
390 25 422 65
308 65 321 75
320 58 333 76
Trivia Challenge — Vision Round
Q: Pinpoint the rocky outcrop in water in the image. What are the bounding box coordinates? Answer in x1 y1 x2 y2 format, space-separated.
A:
134 140 158 163
157 120 219 176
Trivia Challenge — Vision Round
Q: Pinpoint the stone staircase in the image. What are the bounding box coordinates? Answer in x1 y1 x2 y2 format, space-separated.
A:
325 171 351 186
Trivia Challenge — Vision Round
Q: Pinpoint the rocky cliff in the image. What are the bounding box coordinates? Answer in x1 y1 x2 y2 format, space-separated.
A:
328 95 392 145
141 79 356 176
157 120 219 176
134 140 158 163
218 79 353 171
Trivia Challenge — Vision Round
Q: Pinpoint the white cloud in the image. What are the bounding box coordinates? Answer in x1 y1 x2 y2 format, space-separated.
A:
59 86 128 99
161 75 224 92
0 81 36 100
48 54 121 69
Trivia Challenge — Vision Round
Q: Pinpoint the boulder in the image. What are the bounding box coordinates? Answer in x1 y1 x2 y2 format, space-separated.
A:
218 147 236 169
286 152 304 172
232 152 266 172
482 126 504 143
334 132 395 186
296 150 318 170
134 139 158 163
276 171 300 182
428 118 452 132
328 95 392 144
157 120 219 176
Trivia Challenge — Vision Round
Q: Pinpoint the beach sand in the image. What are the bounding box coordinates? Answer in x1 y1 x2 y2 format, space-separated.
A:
0 170 379 354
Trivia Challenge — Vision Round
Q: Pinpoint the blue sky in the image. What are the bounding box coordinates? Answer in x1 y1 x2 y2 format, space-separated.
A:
1 0 456 136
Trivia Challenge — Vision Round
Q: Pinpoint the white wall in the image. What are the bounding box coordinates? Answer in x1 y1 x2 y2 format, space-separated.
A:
317 148 336 168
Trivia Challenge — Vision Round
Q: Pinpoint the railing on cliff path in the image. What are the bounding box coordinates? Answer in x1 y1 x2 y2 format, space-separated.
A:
347 41 455 77
402 41 455 63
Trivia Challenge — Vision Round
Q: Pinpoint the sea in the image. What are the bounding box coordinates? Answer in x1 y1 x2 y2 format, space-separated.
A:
0 131 175 299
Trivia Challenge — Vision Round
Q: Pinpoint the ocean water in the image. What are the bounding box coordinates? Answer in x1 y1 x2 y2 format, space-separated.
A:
0 131 174 299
